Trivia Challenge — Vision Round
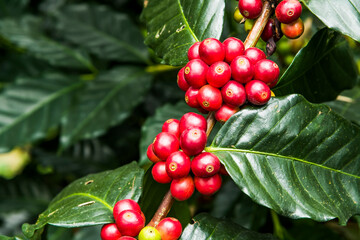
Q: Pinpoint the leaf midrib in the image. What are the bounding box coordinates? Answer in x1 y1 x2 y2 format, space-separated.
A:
176 0 199 42
205 146 360 179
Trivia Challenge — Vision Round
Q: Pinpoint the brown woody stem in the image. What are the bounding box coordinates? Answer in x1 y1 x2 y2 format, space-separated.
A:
147 0 274 228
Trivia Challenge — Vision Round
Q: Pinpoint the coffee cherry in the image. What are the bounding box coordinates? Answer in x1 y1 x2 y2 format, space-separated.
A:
116 210 145 237
147 143 161 163
170 175 195 201
261 18 275 42
156 217 183 240
244 19 255 32
197 107 209 114
162 119 180 139
185 87 200 108
245 80 271 105
153 132 180 160
187 42 201 61
275 0 302 24
197 85 223 111
230 56 254 84
113 199 141 221
238 0 263 19
179 112 207 133
281 18 304 39
152 161 172 184
221 80 246 107
177 67 190 92
223 37 245 63
233 7 244 23
184 59 208 89
101 223 122 240
199 38 225 65
244 47 266 65
206 61 231 88
254 59 280 85
138 226 161 240
180 128 207 156
194 174 222 195
166 151 191 179
191 152 221 177
215 104 239 123
119 237 136 240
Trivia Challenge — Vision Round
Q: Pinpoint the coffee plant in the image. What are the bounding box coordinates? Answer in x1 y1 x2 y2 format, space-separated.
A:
0 0 359 239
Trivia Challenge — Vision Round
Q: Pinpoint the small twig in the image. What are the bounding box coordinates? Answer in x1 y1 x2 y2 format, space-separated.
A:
147 190 175 227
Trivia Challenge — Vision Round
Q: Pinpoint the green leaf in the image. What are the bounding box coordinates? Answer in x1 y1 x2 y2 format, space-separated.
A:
0 16 95 71
274 28 358 103
180 213 276 240
61 66 152 149
326 86 360 126
22 162 144 239
301 0 360 42
0 0 29 18
207 94 360 225
142 0 225 66
139 101 194 166
55 4 149 64
0 73 83 153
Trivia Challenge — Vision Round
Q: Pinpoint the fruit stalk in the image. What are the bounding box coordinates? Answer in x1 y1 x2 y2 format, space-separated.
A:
147 0 274 228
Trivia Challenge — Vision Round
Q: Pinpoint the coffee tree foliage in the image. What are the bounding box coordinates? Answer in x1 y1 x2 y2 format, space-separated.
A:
0 0 359 239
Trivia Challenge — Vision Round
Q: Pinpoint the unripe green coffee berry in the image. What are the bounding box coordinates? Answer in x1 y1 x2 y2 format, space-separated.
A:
244 19 255 32
138 226 161 240
233 8 244 23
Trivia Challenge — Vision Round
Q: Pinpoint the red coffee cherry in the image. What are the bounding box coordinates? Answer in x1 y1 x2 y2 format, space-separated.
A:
281 18 304 39
180 128 207 156
113 199 141 221
261 18 276 42
184 59 208 89
170 175 195 201
254 59 280 85
185 87 200 108
230 56 254 84
179 112 207 133
116 210 145 237
191 152 221 177
152 161 172 184
153 132 180 160
223 37 245 63
177 67 190 92
215 104 239 123
275 0 302 24
101 223 122 240
194 174 222 195
166 151 191 179
221 80 246 107
238 0 263 19
206 61 231 88
188 42 201 61
220 164 229 176
162 119 180 139
244 47 266 65
245 80 271 105
119 237 136 240
197 107 209 114
147 143 161 163
156 217 182 240
197 85 223 111
199 38 225 65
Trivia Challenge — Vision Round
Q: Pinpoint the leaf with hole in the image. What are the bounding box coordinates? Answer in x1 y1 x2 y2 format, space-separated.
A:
207 94 360 225
22 162 144 239
142 0 225 66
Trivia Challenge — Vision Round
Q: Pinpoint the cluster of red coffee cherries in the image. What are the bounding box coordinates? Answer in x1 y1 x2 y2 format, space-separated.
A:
177 37 279 122
235 0 304 41
147 112 225 201
101 199 182 240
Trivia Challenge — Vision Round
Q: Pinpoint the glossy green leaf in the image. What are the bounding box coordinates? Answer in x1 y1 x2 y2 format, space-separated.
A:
0 73 83 153
274 28 358 103
207 94 360 225
22 162 144 239
301 0 360 42
326 86 360 126
139 101 193 166
142 0 225 66
0 16 94 71
61 66 151 149
180 213 276 240
55 4 149 63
